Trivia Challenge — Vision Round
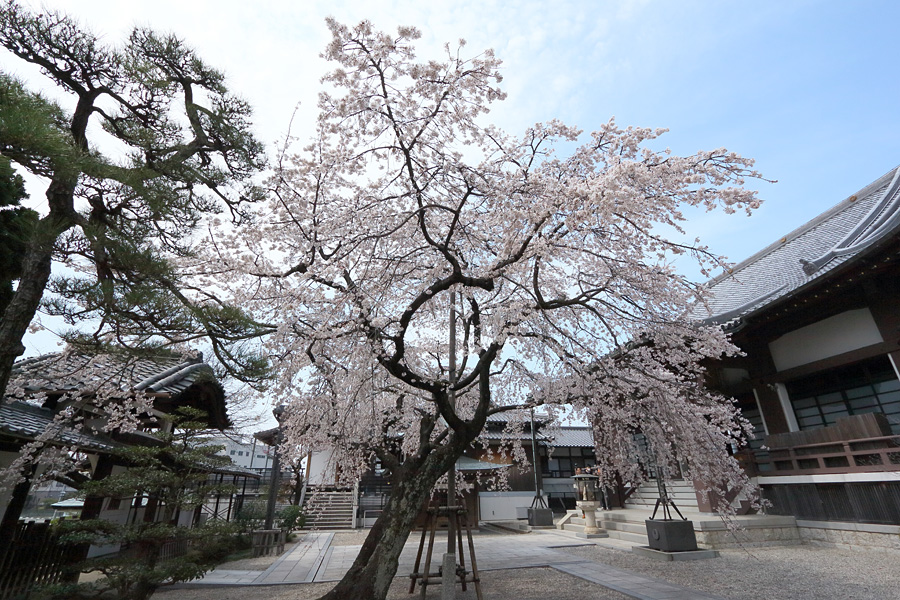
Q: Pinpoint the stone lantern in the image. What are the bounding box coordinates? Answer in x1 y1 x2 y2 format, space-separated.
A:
573 469 602 536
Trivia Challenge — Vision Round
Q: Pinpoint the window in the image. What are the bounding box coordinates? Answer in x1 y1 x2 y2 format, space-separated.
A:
238 451 244 456
786 356 900 434
543 447 596 477
230 450 236 455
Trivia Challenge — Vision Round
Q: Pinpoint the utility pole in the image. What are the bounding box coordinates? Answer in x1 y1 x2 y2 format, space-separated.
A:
442 290 458 600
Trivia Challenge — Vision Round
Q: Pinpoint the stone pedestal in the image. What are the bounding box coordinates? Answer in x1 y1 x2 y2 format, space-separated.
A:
576 500 602 534
527 507 554 527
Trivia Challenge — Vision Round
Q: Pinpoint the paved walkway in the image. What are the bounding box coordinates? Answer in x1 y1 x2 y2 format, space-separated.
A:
191 529 726 600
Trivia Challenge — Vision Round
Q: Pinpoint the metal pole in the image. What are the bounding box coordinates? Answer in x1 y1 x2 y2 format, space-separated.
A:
264 406 285 530
530 408 546 509
442 290 458 600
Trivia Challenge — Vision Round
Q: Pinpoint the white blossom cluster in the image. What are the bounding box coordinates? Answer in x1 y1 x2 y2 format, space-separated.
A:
2 353 164 491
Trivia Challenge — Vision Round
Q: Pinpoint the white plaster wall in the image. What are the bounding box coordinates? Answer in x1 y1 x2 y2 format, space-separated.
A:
306 449 337 485
87 464 131 558
479 491 542 521
768 308 883 372
215 436 271 469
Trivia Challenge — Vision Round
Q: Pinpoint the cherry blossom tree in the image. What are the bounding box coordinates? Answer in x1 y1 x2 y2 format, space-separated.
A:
218 20 764 600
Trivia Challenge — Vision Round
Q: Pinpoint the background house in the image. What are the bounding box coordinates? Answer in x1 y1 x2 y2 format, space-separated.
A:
0 349 255 597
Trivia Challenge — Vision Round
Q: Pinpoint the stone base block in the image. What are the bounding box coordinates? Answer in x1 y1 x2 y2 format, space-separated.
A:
576 531 609 539
527 507 554 527
632 546 720 561
645 519 698 552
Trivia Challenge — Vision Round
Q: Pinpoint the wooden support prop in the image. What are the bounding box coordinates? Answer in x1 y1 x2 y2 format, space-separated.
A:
408 505 482 600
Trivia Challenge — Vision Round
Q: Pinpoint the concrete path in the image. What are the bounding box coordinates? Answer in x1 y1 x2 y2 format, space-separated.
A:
192 529 727 600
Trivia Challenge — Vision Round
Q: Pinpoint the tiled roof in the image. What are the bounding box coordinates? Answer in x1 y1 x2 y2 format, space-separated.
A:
480 429 548 442
0 400 119 451
10 351 215 398
698 166 900 326
456 456 511 471
547 426 594 448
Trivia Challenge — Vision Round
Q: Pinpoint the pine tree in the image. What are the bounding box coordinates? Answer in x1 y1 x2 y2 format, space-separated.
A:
0 1 271 398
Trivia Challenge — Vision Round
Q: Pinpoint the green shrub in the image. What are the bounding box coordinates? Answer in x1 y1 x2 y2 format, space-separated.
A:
277 505 305 531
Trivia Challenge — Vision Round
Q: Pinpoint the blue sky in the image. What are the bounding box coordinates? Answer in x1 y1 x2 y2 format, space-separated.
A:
5 0 900 356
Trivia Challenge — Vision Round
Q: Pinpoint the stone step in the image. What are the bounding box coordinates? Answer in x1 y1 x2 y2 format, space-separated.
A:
303 517 353 524
601 519 647 535
627 488 696 497
606 529 649 544
626 498 698 507
561 522 609 538
307 514 353 521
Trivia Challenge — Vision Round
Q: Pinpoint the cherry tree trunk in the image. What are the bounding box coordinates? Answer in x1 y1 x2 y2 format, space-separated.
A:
319 450 456 600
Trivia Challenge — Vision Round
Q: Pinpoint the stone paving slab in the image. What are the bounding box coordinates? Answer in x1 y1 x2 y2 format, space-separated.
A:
192 532 334 585
256 531 334 584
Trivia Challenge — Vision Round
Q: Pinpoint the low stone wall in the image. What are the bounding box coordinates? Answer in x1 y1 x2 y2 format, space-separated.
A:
796 520 900 551
692 515 801 549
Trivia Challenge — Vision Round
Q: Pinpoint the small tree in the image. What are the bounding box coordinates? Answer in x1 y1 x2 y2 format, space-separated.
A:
38 408 242 600
219 21 766 600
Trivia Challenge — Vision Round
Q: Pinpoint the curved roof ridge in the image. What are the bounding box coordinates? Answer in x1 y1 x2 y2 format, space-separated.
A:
146 363 208 392
706 165 898 287
698 165 900 325
134 359 197 391
800 166 900 274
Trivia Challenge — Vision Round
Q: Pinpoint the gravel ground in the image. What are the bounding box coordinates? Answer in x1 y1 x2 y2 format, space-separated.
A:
151 536 900 600
559 544 900 600
330 531 370 546
153 567 628 600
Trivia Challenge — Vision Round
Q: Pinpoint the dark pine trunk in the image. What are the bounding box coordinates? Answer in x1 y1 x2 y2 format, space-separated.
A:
319 448 457 600
0 179 79 395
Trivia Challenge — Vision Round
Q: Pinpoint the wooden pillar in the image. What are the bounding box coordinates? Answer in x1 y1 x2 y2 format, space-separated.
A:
80 454 115 521
865 277 900 380
751 384 790 434
0 460 38 545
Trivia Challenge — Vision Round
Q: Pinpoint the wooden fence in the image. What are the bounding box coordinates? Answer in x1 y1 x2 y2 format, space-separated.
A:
0 520 81 600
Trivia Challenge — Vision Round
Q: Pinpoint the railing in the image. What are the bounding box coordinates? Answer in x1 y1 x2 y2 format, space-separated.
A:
250 529 285 557
158 538 191 562
755 434 900 475
0 520 82 600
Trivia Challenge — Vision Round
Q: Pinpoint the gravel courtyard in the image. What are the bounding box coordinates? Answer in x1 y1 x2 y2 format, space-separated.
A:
557 544 900 600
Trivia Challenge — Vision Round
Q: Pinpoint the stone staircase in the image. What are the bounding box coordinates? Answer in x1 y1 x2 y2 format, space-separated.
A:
555 480 699 545
302 490 355 530
624 479 699 511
